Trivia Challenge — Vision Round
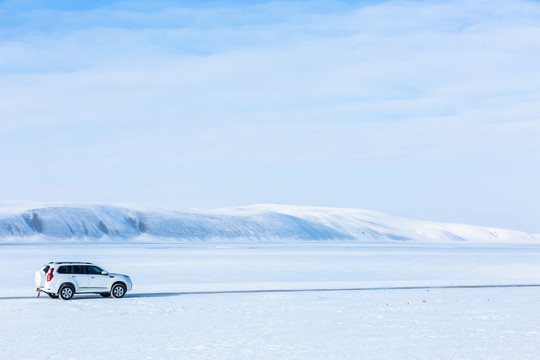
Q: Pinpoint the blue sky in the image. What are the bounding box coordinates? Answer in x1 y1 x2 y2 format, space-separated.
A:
1 0 539 232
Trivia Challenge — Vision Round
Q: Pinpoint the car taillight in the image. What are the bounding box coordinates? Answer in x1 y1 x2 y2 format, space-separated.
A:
47 268 54 282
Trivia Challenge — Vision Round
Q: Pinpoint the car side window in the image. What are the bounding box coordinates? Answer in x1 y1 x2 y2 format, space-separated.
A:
57 266 68 274
73 265 86 274
86 266 103 275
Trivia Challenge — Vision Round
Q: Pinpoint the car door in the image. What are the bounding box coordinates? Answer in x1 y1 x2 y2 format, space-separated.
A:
70 265 89 290
86 265 110 291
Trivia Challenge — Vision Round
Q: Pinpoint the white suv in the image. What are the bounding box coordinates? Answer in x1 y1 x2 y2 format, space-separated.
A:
35 262 133 300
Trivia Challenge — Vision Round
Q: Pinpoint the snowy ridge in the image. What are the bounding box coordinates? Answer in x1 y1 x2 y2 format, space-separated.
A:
0 202 538 243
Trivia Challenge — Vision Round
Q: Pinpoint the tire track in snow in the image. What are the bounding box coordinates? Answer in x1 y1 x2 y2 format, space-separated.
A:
129 284 540 298
2 284 539 300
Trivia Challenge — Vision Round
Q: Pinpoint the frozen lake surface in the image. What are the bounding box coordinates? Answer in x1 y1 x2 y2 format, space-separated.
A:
1 242 539 359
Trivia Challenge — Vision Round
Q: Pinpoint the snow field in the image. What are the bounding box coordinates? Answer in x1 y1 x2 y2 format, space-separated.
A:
1 243 539 359
1 287 539 359
3 243 540 297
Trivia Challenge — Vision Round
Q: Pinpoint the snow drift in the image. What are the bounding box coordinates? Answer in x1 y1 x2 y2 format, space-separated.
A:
0 202 538 243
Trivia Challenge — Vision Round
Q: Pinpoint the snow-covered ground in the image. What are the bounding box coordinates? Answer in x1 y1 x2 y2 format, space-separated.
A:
1 202 539 243
1 242 539 359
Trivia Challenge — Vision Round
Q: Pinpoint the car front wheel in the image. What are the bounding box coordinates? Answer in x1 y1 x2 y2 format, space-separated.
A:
59 285 74 300
111 283 126 298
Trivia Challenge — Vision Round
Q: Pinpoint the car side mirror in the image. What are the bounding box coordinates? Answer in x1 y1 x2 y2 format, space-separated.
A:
101 271 109 275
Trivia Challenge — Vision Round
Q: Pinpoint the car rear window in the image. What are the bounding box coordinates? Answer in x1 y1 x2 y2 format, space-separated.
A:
57 266 70 274
43 265 50 273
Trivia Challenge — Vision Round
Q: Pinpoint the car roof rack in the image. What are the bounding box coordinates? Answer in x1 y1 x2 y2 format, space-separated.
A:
48 261 93 265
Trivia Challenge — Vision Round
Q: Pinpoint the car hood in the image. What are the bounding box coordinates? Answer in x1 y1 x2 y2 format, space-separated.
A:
108 273 129 278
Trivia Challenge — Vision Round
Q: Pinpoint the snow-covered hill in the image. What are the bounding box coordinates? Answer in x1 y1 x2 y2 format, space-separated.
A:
0 202 538 243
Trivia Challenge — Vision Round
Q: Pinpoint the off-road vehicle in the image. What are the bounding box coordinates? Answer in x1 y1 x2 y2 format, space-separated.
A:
35 262 132 300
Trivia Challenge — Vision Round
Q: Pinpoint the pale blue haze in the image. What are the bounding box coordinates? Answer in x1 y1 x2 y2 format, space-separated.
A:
0 0 539 232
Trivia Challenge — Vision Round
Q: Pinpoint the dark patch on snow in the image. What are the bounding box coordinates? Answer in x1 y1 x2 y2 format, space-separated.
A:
127 216 146 233
127 217 137 229
24 212 43 233
98 221 109 235
138 219 146 233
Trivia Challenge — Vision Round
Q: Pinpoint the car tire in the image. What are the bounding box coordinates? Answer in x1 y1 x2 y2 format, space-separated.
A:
48 293 59 299
59 284 75 300
99 292 111 297
111 283 126 298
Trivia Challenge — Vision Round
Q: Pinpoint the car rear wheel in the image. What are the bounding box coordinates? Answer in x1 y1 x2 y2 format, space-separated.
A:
59 285 74 300
111 283 126 298
48 293 59 299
